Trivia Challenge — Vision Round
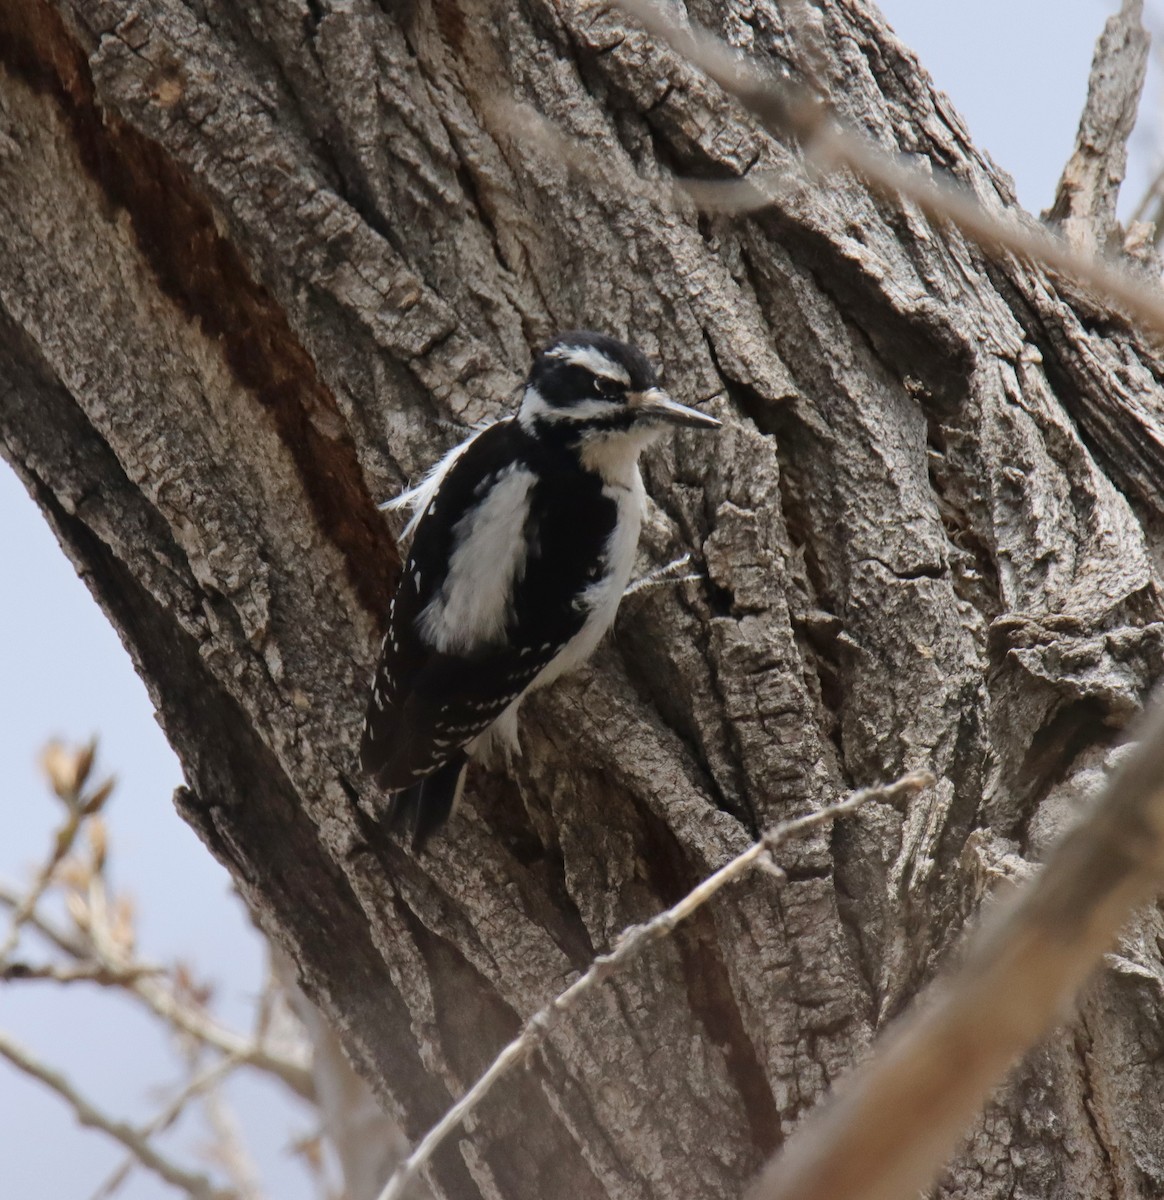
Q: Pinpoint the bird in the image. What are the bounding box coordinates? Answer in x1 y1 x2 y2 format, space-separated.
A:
359 330 721 848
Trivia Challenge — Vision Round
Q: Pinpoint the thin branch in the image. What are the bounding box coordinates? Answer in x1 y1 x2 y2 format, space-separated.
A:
613 0 1164 340
85 901 313 1099
183 1040 265 1200
128 973 314 1101
0 741 113 963
90 1056 243 1200
1 960 159 984
0 885 312 1098
1046 0 1149 251
0 1028 233 1200
747 690 1164 1200
0 805 86 963
200 1083 265 1200
0 883 95 955
376 771 933 1200
1 745 307 1191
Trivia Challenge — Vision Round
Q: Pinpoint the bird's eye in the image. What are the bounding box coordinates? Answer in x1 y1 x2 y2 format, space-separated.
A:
594 377 620 399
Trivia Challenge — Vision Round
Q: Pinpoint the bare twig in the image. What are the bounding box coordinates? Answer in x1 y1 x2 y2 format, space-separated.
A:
0 930 310 1095
179 1040 265 1200
1046 0 1149 252
747 691 1164 1200
129 973 314 1100
0 1028 233 1200
200 1087 264 1200
0 812 81 964
1 959 159 984
0 881 311 1097
90 1056 242 1200
0 776 313 1100
376 771 933 1200
3 740 319 1198
0 741 114 964
613 0 1164 339
0 881 87 956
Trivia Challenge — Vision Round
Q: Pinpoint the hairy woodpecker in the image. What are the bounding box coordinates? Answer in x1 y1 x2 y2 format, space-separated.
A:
360 331 720 847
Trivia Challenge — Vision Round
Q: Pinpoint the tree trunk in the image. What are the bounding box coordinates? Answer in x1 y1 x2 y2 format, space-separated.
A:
4 1 1164 1196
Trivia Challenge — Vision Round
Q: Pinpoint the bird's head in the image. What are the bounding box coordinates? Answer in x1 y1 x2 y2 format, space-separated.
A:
518 332 720 448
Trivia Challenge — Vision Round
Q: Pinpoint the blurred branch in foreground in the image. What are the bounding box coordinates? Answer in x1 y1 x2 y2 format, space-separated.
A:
747 684 1164 1200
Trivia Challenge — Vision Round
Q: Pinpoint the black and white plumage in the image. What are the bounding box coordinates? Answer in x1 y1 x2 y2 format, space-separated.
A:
360 331 720 848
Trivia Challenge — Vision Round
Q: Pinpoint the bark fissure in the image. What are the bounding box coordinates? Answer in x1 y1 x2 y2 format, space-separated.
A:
0 0 400 618
632 800 781 1158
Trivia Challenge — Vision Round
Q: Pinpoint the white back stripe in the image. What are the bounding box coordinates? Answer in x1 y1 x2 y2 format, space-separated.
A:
418 465 535 653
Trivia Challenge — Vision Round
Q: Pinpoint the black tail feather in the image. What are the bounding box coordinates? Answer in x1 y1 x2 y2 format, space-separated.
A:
386 752 469 851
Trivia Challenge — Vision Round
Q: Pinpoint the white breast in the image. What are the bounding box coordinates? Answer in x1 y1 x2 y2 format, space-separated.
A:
418 465 536 653
472 438 652 763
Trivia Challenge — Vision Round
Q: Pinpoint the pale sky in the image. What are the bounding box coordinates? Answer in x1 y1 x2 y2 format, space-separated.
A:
0 2 1154 1196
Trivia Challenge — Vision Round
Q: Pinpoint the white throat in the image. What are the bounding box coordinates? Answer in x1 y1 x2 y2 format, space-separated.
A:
578 426 661 489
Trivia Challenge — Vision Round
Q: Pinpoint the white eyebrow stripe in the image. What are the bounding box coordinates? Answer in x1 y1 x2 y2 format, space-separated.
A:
519 389 626 428
547 344 632 385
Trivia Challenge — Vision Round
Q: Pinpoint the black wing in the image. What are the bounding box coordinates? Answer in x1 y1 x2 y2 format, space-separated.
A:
362 642 561 790
360 422 618 793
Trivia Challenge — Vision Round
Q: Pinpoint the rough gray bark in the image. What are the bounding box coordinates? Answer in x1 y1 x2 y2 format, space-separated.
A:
3 2 1164 1198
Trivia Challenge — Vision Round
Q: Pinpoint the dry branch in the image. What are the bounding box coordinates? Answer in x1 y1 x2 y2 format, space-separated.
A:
1047 0 1149 252
0 742 318 1198
1 874 311 1099
0 741 110 964
0 1028 232 1200
0 960 158 984
90 1056 242 1200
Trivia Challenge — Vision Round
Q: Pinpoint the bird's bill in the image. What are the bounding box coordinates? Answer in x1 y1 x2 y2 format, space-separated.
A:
630 387 722 429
